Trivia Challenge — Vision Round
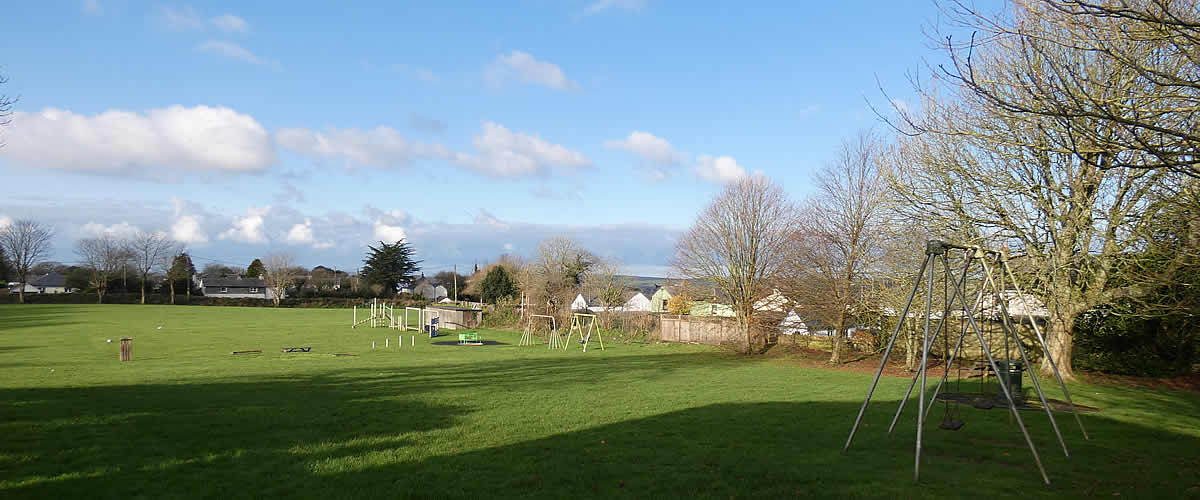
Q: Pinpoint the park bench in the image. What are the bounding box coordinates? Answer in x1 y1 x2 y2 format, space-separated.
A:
281 346 312 353
458 332 482 345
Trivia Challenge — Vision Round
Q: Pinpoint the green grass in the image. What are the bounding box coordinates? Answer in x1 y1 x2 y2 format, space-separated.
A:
1 304 1198 499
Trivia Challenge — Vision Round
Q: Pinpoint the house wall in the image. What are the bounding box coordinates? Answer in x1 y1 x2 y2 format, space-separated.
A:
571 294 588 311
202 286 269 299
36 286 70 294
650 288 672 312
424 307 482 330
690 302 735 317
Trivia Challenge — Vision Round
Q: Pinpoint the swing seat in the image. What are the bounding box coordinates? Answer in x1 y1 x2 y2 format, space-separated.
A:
939 419 964 431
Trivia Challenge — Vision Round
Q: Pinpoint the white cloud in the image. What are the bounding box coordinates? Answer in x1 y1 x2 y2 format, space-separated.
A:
503 243 514 252
198 40 267 65
286 218 314 245
583 0 647 15
456 122 591 176
413 67 437 83
159 7 250 33
82 221 140 239
211 14 250 33
373 220 408 243
171 215 209 244
279 122 590 178
276 126 451 168
695 155 747 183
1 106 275 176
606 131 688 166
486 51 576 91
219 206 270 244
82 0 101 14
0 215 11 230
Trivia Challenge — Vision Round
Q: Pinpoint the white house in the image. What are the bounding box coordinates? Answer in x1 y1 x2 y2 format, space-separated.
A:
623 292 651 312
571 293 589 311
779 310 810 335
753 289 788 312
29 272 75 294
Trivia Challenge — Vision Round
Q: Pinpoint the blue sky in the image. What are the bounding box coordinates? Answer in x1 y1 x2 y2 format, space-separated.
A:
0 0 974 276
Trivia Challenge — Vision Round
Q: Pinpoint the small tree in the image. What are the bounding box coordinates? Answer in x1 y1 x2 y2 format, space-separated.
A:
480 265 519 304
126 230 178 304
75 235 123 304
666 294 693 315
361 240 422 294
262 253 296 306
244 258 266 279
167 252 196 304
0 219 54 304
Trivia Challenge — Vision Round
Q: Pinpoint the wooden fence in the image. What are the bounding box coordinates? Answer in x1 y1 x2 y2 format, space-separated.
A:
658 315 741 344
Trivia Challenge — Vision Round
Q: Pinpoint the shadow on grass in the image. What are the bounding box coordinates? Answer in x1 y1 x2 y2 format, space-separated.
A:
0 306 81 333
1 352 1198 499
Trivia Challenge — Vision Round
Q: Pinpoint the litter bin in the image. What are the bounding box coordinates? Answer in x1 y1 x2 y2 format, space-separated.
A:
995 359 1024 403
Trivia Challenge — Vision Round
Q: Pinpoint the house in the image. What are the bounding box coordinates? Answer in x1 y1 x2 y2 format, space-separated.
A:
753 289 788 312
7 281 39 294
690 301 735 317
649 284 680 312
779 310 810 335
196 276 277 299
623 291 651 312
413 279 450 301
571 293 589 311
29 272 75 294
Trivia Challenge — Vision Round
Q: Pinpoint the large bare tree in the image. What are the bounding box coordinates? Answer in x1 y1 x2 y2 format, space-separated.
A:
673 175 799 351
76 235 124 304
920 0 1200 177
126 230 179 304
0 220 54 304
781 132 891 363
883 7 1179 378
263 252 297 306
0 72 15 147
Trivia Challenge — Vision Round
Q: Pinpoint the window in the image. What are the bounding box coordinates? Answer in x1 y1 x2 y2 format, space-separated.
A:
220 287 228 293
249 287 259 293
662 299 668 309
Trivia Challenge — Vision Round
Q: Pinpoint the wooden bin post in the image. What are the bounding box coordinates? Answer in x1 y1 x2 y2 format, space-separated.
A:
119 337 133 361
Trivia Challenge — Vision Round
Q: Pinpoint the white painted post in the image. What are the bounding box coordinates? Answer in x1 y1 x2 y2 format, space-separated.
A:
353 306 357 327
372 341 376 349
411 336 414 347
386 338 389 347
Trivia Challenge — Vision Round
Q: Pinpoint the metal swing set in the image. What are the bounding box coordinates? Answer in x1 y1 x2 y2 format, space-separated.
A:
843 240 1089 486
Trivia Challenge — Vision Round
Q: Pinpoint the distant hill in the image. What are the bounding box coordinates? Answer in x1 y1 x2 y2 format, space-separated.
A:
615 275 714 296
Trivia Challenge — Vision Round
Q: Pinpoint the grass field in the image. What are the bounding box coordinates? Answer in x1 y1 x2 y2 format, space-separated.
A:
1 304 1198 499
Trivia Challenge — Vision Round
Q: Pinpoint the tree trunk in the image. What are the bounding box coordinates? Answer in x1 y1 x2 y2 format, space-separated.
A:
140 282 146 304
169 280 175 305
829 314 845 364
1043 317 1077 380
904 323 916 372
97 288 104 304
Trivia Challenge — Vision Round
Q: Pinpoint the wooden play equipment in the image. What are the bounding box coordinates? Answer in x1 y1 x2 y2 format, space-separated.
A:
843 240 1086 486
562 313 603 352
521 314 556 347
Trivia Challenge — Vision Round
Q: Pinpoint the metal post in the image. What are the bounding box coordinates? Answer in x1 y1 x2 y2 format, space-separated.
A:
983 259 1068 457
949 264 1051 486
843 253 931 453
915 250 937 481
1002 260 1089 440
888 254 975 435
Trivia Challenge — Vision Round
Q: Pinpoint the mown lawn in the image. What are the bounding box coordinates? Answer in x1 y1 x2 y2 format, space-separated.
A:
0 304 1197 499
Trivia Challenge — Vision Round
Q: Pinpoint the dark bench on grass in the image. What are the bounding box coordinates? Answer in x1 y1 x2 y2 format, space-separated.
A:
281 346 312 353
232 350 262 355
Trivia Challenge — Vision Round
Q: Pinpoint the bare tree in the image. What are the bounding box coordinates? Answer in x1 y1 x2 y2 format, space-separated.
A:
910 0 1200 177
781 132 891 363
125 230 177 304
75 235 124 304
883 13 1179 378
263 252 297 306
0 72 16 148
0 220 54 304
673 175 799 351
